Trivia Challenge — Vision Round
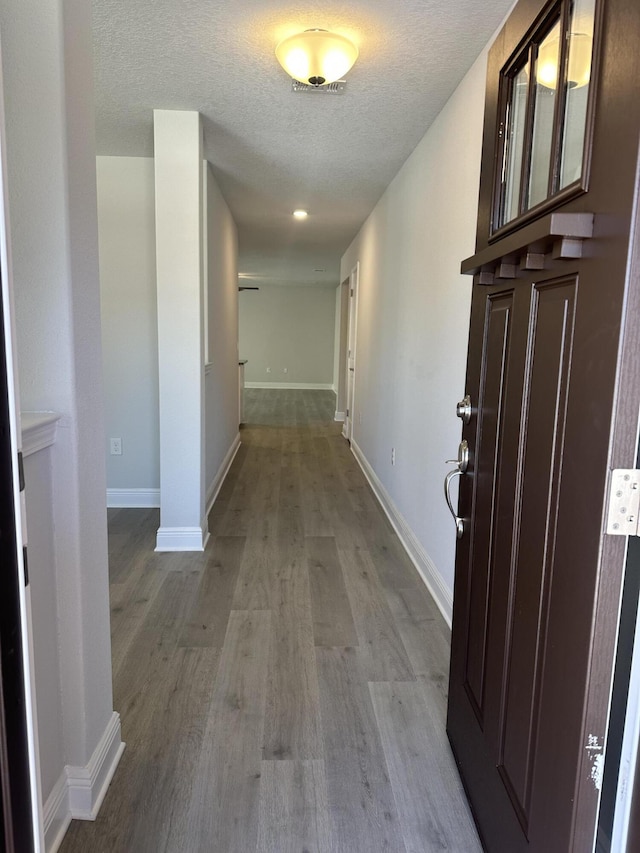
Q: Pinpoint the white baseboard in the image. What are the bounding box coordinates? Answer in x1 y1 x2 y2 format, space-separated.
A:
155 526 207 552
67 712 125 821
334 411 346 423
206 434 241 516
350 440 453 627
43 771 71 853
106 488 160 508
244 382 334 390
152 435 241 553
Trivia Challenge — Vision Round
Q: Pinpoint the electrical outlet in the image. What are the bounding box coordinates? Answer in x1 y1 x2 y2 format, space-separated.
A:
283 367 288 374
266 367 271 373
391 447 396 466
110 437 122 456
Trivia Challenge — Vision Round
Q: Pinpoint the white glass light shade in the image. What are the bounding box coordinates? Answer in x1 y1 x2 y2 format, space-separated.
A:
275 30 358 86
537 32 592 89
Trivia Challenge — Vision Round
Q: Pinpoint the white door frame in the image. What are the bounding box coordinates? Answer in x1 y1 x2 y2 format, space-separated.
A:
610 580 640 851
0 45 45 851
343 262 359 442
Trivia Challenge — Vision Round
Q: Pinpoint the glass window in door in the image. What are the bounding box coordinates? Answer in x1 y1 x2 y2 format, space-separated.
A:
495 0 597 232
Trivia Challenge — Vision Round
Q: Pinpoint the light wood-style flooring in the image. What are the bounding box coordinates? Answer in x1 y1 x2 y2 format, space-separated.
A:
60 389 481 852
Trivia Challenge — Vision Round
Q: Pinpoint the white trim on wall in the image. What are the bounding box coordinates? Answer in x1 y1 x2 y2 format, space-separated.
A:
155 526 207 552
244 382 335 390
106 488 160 508
206 433 241 516
21 412 61 457
334 412 346 423
351 439 453 626
66 712 124 821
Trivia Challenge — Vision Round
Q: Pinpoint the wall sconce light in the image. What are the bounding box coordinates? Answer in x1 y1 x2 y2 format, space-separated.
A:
276 29 358 87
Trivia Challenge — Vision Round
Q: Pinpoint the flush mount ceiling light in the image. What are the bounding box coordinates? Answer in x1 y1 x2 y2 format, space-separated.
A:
293 209 309 219
276 29 358 87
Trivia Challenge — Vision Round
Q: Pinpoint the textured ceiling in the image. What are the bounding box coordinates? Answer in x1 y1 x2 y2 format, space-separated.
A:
92 0 513 287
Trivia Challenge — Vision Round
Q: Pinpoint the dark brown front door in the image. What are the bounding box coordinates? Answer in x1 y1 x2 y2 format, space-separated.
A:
447 0 640 850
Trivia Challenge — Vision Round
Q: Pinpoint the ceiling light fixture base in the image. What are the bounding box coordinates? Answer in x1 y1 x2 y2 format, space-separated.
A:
292 79 346 94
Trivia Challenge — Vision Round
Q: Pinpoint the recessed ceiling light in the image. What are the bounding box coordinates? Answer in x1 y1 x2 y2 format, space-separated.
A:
293 209 308 220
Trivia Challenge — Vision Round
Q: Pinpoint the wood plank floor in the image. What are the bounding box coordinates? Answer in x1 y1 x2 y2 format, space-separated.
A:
60 389 481 853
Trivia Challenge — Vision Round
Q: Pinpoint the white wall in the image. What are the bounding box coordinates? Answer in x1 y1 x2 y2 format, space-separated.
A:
0 0 121 839
340 50 489 623
96 155 239 521
239 285 336 387
204 163 240 505
97 157 159 495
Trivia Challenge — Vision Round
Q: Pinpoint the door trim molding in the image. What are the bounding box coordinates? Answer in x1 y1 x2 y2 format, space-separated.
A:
351 439 453 625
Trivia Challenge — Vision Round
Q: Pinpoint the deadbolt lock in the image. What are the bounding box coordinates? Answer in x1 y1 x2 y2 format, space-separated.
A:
456 395 472 424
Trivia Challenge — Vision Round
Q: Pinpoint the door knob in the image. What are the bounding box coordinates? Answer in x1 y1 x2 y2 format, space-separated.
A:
456 395 472 424
444 440 469 539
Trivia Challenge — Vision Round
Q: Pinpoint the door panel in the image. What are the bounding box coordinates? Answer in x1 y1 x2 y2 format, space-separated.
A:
500 277 576 826
464 290 514 720
447 0 640 849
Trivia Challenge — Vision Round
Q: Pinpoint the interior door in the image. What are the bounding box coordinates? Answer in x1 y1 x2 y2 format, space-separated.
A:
446 0 640 850
343 262 359 442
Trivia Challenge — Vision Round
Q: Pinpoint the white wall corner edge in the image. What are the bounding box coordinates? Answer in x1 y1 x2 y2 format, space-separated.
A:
350 439 454 627
206 433 241 517
244 382 334 390
155 526 207 552
43 770 71 853
334 411 346 423
106 488 160 508
66 712 125 823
